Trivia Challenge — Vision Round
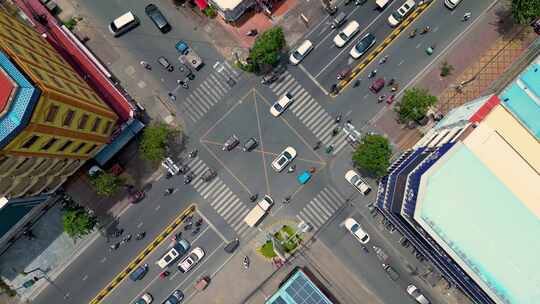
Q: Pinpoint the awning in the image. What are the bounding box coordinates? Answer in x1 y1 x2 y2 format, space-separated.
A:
94 119 145 166
195 0 208 9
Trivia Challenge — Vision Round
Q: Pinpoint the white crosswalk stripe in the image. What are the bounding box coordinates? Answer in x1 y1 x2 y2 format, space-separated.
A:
268 71 347 155
182 63 241 123
296 186 345 230
184 158 254 238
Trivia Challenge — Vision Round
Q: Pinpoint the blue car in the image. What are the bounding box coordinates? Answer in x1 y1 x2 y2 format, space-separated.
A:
297 171 311 184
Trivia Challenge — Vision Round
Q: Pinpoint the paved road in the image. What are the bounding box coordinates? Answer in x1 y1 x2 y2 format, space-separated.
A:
32 0 497 303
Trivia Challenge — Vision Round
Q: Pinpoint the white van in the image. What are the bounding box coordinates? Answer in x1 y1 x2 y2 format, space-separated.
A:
333 21 360 47
109 11 140 37
388 0 416 27
376 0 392 9
444 0 462 9
289 40 313 65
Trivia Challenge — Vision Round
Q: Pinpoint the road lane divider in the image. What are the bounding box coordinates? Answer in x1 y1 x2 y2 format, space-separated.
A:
330 0 436 96
89 204 196 304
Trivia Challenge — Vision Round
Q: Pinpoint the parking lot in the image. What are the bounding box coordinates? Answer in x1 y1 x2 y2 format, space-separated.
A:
100 211 230 304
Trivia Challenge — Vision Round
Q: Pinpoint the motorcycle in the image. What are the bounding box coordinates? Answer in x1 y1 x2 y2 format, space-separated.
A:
188 149 198 158
344 0 351 5
313 141 322 150
249 193 258 202
246 29 258 36
164 188 174 196
135 232 146 240
377 95 386 103
355 0 367 5
160 271 170 279
287 164 296 173
179 165 188 174
121 234 132 244
420 26 430 34
368 70 377 79
283 196 291 204
386 94 395 105
331 127 340 137
409 29 417 38
243 256 250 269
184 223 193 231
192 226 201 235
378 55 388 64
109 242 120 251
184 174 193 185
335 114 342 123
195 218 203 227
353 79 361 87
326 145 334 154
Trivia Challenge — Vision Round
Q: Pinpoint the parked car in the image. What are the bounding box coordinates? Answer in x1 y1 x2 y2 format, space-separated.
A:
270 92 294 117
344 218 370 244
388 0 416 27
157 240 190 268
108 11 140 37
369 78 385 93
128 190 145 204
134 293 153 304
334 20 360 47
129 264 149 281
407 284 430 304
383 264 400 281
157 56 174 72
163 290 184 304
444 0 462 9
145 4 171 33
350 33 376 59
223 134 240 151
289 40 313 65
345 170 371 195
178 247 205 273
243 137 258 152
271 147 297 172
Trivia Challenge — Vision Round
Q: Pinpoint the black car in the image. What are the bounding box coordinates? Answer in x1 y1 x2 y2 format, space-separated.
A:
157 56 174 72
145 4 171 33
243 137 258 152
223 134 239 151
350 33 376 59
163 290 184 304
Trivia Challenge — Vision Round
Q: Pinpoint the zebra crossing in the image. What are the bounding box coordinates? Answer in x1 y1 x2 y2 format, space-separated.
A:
185 158 254 238
183 61 240 123
269 71 349 155
296 186 345 230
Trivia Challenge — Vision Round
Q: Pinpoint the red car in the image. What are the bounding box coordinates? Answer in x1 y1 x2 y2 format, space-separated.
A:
369 78 385 93
128 190 145 204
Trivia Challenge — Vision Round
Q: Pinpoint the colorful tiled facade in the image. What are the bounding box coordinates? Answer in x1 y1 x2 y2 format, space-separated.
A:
0 10 118 199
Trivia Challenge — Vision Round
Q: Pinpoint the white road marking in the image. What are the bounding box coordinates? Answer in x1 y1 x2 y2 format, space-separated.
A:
137 222 143 228
100 257 106 263
398 60 405 66
82 275 88 281
155 205 160 211
416 43 422 48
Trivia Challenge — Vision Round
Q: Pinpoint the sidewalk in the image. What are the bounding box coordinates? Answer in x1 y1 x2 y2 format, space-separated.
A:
373 1 538 151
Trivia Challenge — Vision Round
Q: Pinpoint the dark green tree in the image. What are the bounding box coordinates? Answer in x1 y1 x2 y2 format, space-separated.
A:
249 27 286 69
62 208 96 238
139 123 174 161
395 88 437 124
90 172 123 197
511 0 540 24
352 134 392 178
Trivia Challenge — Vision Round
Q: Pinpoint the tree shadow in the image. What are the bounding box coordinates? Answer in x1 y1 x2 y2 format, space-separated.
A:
491 6 521 41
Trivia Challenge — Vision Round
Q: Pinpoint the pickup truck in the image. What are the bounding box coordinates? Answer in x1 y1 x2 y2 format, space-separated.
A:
175 40 203 70
244 195 273 227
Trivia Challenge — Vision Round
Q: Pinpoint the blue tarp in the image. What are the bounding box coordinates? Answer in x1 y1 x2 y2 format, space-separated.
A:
94 119 145 166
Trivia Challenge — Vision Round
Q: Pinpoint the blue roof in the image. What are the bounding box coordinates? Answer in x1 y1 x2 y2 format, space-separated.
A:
266 269 333 304
0 51 40 150
94 119 145 166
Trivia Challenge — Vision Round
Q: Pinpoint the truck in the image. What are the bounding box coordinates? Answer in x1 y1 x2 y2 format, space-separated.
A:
244 195 273 227
175 40 203 70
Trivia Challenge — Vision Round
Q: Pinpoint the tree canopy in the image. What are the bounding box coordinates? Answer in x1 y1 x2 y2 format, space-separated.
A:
352 134 392 178
90 172 123 197
62 208 96 238
395 88 437 124
511 0 540 24
139 123 174 161
249 27 286 69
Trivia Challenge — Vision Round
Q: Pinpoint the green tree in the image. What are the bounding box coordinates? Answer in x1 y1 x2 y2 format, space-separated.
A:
440 61 454 77
352 134 392 178
395 88 437 124
511 0 540 24
249 27 286 70
90 172 123 197
62 208 96 238
139 123 174 161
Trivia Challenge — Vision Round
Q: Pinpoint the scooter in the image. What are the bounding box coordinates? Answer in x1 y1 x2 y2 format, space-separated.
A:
246 29 258 36
326 145 334 154
243 256 250 269
183 174 193 185
331 127 340 137
249 193 258 202
335 114 342 123
192 226 201 235
378 55 388 64
195 218 203 227
287 164 296 173
368 70 377 79
164 188 174 196
135 232 146 240
353 79 361 87
109 242 120 251
313 141 322 150
188 149 198 158
377 95 386 103
354 0 366 5
283 196 291 204
420 26 430 34
409 29 417 38
160 271 170 279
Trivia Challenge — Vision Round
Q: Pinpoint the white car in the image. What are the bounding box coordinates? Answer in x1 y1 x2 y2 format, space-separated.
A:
387 0 416 27
157 239 190 268
333 20 360 47
134 293 153 304
407 285 430 304
272 147 296 172
270 92 293 117
344 218 370 244
178 247 205 273
349 33 376 59
444 0 462 9
345 170 371 195
289 40 313 65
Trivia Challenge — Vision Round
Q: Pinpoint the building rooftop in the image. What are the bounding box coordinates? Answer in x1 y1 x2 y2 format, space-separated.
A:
266 269 333 304
0 67 15 114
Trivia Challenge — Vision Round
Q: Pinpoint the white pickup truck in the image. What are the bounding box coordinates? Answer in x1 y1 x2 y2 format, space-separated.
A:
175 40 203 70
244 195 273 227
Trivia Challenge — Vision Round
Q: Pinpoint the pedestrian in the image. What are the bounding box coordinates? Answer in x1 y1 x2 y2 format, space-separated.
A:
463 12 471 21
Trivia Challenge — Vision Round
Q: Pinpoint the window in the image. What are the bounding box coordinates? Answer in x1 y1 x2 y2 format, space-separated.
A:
72 142 86 153
103 121 112 134
58 140 73 152
45 105 59 122
22 135 39 149
91 117 102 132
41 138 58 150
78 114 89 129
63 110 75 126
86 144 98 154
15 158 29 170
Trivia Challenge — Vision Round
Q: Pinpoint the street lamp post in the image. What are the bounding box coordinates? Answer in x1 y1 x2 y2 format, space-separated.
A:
13 267 70 300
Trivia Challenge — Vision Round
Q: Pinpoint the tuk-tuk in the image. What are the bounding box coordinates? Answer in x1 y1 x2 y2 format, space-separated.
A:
297 171 312 185
201 168 217 182
331 12 347 29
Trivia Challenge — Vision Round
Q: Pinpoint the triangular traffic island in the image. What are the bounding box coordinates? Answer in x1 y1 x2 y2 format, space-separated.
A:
200 89 325 201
